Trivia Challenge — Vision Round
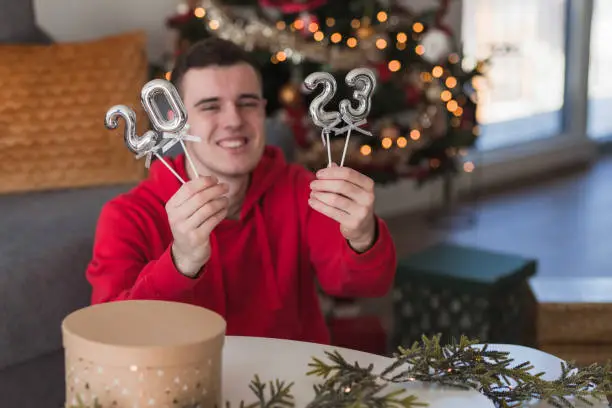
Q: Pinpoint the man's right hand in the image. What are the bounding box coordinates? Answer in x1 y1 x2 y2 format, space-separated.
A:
166 176 229 277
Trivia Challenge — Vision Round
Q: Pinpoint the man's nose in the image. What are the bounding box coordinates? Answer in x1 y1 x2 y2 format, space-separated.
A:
221 103 243 129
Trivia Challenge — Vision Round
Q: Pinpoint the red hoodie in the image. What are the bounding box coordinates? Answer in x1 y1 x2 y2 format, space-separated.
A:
86 146 397 345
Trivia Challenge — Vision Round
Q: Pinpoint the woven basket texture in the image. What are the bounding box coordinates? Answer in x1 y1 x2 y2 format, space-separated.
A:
537 302 612 366
539 343 612 367
537 302 612 345
0 31 149 194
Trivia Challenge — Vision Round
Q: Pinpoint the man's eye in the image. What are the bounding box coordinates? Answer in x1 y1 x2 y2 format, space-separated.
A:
200 105 219 111
238 102 258 108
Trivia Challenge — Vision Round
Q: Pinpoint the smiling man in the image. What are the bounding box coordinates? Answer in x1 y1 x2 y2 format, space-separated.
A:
85 37 397 344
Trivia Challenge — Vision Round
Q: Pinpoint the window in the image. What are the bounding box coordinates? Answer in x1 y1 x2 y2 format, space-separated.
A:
461 0 568 151
587 0 612 140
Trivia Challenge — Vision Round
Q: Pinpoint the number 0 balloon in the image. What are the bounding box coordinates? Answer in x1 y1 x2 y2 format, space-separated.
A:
104 79 201 184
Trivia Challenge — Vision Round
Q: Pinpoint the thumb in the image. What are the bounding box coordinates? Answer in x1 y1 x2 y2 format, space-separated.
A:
330 162 339 167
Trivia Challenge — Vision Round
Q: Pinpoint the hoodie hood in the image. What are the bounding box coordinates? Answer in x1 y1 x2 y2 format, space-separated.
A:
145 145 289 209
142 146 290 316
236 146 289 220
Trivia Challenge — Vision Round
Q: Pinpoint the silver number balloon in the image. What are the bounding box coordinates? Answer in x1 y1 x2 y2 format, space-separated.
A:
303 72 341 129
105 105 160 155
140 79 188 134
339 68 377 121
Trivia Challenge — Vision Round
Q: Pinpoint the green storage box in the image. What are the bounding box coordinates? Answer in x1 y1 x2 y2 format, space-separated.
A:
392 242 538 350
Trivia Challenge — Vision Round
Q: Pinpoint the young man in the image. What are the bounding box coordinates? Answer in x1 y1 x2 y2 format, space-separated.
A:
86 37 397 345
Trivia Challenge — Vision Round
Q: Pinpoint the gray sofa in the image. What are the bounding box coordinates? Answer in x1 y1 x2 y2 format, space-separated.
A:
0 4 297 402
0 123 295 407
0 185 132 407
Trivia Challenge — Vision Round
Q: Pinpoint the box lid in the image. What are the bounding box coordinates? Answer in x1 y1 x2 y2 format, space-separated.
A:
62 300 226 367
396 242 537 291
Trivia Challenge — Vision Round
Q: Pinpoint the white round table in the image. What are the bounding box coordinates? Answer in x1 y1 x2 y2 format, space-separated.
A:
222 337 608 408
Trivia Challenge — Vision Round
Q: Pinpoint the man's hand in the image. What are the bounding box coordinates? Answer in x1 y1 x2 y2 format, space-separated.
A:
166 176 229 277
309 163 377 253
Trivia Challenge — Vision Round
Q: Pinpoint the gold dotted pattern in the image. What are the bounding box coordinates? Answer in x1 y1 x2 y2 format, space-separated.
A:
65 354 222 408
0 32 148 195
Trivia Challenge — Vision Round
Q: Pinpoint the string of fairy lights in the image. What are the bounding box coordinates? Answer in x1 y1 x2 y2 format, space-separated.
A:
170 2 479 174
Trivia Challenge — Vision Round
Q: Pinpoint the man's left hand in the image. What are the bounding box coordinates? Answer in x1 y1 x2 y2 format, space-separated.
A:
309 163 377 253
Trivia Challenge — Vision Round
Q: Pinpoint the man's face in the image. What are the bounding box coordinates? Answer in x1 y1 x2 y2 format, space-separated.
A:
180 63 267 178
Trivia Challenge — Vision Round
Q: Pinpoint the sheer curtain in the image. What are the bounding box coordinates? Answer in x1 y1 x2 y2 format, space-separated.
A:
587 0 612 139
462 0 567 151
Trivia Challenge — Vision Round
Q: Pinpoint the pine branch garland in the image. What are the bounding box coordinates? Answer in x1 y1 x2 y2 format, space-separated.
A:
304 350 427 408
70 334 612 408
300 334 611 408
247 375 295 408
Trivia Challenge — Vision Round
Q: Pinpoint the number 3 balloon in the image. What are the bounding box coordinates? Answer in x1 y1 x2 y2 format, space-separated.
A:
339 68 376 122
338 68 376 167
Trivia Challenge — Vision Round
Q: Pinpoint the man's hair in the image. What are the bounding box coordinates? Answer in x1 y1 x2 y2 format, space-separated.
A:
170 37 262 94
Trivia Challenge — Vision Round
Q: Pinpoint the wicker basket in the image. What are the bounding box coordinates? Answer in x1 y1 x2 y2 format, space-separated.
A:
539 344 612 368
537 302 612 366
0 32 148 194
531 278 612 366
537 302 612 345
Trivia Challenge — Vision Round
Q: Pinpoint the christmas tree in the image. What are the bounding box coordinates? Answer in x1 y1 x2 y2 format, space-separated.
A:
164 0 485 186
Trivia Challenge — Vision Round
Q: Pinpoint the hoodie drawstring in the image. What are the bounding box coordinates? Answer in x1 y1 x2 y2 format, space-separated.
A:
207 233 227 317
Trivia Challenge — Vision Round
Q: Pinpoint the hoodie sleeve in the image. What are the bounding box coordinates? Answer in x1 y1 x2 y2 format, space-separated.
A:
86 199 203 304
296 167 397 298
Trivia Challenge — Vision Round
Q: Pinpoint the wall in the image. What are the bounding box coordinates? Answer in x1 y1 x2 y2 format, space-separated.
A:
34 0 178 63
28 2 599 219
34 0 461 64
39 0 595 219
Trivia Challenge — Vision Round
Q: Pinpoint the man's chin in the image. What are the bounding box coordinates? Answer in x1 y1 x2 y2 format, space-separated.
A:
213 160 260 178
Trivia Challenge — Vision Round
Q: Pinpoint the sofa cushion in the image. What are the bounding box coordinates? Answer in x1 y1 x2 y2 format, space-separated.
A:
0 31 148 195
0 350 64 408
0 184 133 370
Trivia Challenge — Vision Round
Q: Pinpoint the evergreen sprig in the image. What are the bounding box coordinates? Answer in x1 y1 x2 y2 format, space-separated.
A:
503 361 612 408
378 334 610 408
222 375 295 408
305 350 426 407
382 335 539 394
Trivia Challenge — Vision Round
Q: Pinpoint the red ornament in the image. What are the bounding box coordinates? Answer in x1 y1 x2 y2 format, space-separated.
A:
434 0 454 37
459 105 476 129
414 167 431 182
374 62 392 83
166 10 194 28
259 0 326 14
284 105 311 149
295 13 319 37
405 85 422 107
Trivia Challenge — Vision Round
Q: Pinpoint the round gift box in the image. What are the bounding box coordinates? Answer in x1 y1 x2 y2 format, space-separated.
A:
62 300 226 408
